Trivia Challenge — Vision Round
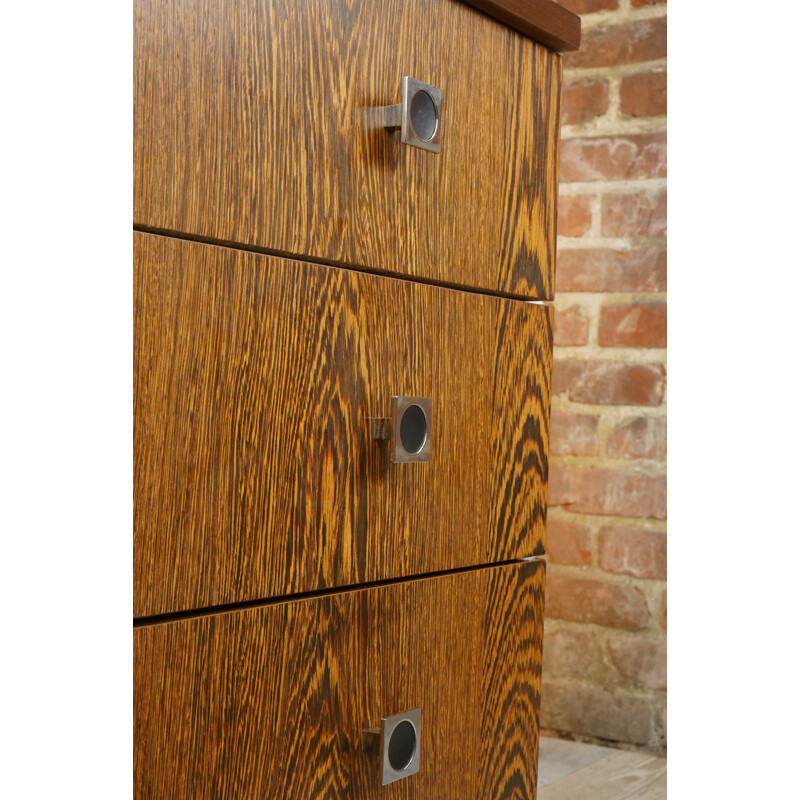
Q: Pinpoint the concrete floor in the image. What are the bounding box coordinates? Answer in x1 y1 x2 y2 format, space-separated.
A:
538 736 666 799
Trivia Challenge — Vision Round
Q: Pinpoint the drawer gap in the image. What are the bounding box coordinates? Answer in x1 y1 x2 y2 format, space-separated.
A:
133 557 529 629
133 224 547 304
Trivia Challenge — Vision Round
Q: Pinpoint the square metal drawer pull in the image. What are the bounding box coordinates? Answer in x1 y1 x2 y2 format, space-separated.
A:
379 77 442 153
363 708 422 785
370 396 432 463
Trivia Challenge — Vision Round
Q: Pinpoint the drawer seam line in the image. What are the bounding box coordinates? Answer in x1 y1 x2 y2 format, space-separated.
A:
133 224 555 306
133 556 543 628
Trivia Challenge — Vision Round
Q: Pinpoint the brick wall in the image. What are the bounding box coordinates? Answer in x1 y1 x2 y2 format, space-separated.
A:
542 0 667 753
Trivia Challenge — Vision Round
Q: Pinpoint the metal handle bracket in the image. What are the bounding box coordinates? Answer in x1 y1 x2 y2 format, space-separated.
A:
378 77 442 153
363 708 422 786
369 397 432 463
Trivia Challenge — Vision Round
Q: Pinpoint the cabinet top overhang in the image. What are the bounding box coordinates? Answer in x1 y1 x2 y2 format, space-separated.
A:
461 0 581 52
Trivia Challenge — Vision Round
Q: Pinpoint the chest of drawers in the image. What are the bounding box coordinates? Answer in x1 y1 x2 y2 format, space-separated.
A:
134 0 579 796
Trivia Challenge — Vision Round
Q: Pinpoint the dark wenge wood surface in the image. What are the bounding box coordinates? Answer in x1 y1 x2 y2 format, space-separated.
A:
134 560 545 798
134 0 562 300
134 232 552 618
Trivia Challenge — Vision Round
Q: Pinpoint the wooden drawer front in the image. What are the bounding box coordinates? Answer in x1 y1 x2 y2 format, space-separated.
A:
133 0 561 299
134 560 544 798
135 233 551 617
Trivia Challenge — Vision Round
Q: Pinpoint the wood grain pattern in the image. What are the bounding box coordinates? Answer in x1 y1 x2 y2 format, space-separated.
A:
134 232 552 617
133 0 562 299
134 560 545 799
462 0 580 52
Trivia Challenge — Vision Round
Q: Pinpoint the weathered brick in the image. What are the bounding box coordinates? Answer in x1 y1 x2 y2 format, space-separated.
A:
561 133 667 182
546 574 651 630
550 412 599 456
653 701 667 753
546 518 593 565
562 79 609 126
607 416 667 460
554 305 590 346
602 190 666 237
543 628 592 674
620 72 667 118
607 637 667 690
598 303 667 348
660 588 667 632
541 679 654 744
557 194 592 237
520 0 669 753
559 0 618 13
555 247 667 293
598 527 667 578
552 360 666 406
565 18 667 69
549 466 667 518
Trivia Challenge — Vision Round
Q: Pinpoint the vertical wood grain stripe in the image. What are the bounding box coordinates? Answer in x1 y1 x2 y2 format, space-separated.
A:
480 560 546 798
134 560 544 798
134 232 551 617
134 0 561 299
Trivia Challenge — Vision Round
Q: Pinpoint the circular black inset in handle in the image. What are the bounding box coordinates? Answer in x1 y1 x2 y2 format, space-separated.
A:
399 404 428 455
409 90 438 142
387 720 417 772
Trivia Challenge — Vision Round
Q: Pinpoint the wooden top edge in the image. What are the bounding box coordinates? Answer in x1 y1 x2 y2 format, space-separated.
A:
460 0 581 52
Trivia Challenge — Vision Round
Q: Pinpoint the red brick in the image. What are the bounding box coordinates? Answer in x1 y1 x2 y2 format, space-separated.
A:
549 466 667 518
559 0 618 13
607 637 667 690
557 195 592 237
552 360 665 406
546 518 593 565
631 0 666 6
620 72 667 118
598 527 667 578
661 589 667 632
651 191 667 235
543 628 592 674
561 79 609 125
602 190 666 237
550 412 599 456
561 133 667 182
565 18 667 69
541 679 654 744
546 574 651 629
554 305 590 346
598 303 666 348
607 416 667 460
556 247 667 293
